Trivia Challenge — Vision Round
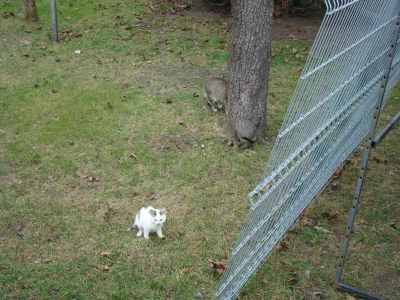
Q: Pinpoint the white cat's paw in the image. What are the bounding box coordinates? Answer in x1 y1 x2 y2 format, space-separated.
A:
136 232 143 237
158 235 165 239
127 227 132 231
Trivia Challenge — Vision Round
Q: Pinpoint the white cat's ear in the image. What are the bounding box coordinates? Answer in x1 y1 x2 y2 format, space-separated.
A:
160 209 166 215
149 209 157 217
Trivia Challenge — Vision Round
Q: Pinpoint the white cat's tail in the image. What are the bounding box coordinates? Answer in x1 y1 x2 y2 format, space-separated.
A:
127 213 139 231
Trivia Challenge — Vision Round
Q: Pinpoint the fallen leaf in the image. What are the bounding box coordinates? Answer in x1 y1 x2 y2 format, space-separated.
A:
75 168 88 179
351 157 359 165
332 165 344 179
206 260 226 276
49 288 60 295
305 269 310 280
288 272 299 283
143 191 155 201
300 215 317 227
321 211 339 221
194 291 203 298
127 152 139 160
176 119 185 126
165 98 172 104
244 151 256 158
256 272 267 282
292 48 298 53
63 16 71 20
17 228 24 237
314 226 329 233
103 265 110 271
101 250 111 257
105 102 114 109
24 29 31 33
74 50 81 54
346 294 356 300
275 240 288 252
88 176 100 182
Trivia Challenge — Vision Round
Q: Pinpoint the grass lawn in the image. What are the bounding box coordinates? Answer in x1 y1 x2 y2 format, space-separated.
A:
1 1 399 299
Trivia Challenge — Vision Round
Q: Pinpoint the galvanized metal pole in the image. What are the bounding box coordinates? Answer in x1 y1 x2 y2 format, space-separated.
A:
371 112 400 148
50 0 58 42
335 10 400 300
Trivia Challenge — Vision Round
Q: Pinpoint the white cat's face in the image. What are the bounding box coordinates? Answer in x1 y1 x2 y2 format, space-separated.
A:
149 209 166 226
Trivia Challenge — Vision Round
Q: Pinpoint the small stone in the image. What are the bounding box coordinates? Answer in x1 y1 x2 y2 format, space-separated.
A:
194 292 203 298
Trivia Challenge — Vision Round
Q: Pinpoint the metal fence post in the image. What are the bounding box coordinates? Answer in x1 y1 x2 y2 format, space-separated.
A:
50 0 58 42
334 9 400 300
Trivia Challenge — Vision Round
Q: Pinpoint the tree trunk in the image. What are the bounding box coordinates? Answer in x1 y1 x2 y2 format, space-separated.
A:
21 0 39 21
227 0 274 144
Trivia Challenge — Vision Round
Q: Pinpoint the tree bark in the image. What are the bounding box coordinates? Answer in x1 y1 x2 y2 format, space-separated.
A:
21 0 39 22
227 0 274 141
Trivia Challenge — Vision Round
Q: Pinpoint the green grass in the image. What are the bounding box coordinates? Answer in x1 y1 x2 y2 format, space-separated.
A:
1 1 399 299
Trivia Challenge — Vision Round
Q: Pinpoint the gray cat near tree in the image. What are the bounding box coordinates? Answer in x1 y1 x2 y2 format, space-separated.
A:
127 206 166 239
216 117 258 149
203 78 227 112
205 77 259 148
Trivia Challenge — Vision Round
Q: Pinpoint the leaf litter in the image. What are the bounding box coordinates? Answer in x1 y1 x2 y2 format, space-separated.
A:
206 259 226 276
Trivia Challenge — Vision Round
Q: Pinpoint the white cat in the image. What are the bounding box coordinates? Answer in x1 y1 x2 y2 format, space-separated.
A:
127 206 166 239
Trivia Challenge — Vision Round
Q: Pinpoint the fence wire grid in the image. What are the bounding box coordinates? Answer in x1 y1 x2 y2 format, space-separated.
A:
214 0 400 299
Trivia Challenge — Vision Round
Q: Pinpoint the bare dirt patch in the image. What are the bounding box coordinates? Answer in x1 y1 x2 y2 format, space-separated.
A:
150 132 195 152
188 2 324 44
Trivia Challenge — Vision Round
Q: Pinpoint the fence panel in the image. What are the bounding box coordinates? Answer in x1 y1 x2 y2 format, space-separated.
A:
214 1 400 299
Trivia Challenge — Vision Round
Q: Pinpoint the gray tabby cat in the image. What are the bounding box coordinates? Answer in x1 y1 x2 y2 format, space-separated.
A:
216 116 258 149
203 78 227 112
